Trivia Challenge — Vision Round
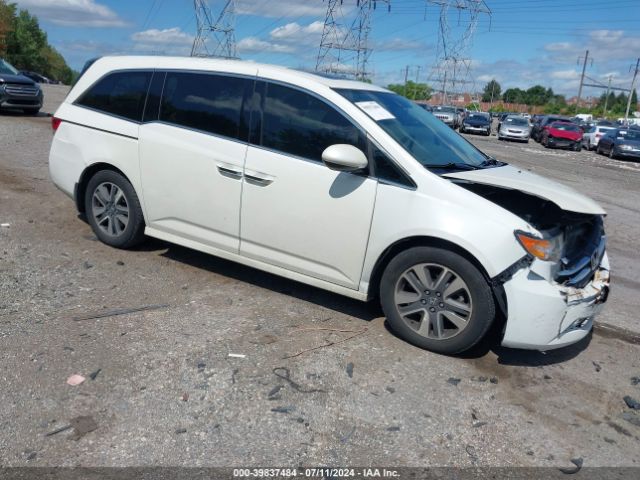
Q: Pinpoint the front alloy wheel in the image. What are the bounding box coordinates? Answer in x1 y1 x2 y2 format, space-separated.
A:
380 246 495 354
393 263 472 340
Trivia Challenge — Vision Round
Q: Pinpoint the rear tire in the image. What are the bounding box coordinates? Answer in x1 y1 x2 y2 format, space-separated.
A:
85 170 145 249
380 246 495 355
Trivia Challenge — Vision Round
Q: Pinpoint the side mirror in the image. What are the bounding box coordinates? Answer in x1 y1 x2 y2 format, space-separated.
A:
321 144 368 172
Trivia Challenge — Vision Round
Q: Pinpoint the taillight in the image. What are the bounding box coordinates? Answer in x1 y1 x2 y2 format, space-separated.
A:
595 133 602 138
51 116 62 131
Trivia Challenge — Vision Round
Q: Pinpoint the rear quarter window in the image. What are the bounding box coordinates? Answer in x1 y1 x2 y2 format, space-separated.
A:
76 70 152 122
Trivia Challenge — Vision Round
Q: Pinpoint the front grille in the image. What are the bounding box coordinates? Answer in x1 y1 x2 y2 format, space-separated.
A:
508 129 523 134
435 115 449 121
4 83 39 96
556 217 605 288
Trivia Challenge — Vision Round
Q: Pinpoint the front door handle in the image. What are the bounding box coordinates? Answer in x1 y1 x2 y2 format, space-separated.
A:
217 164 243 179
244 170 274 186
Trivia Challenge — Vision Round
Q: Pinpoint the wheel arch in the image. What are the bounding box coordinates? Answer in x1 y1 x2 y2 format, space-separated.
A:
366 235 493 300
366 235 509 337
75 163 134 214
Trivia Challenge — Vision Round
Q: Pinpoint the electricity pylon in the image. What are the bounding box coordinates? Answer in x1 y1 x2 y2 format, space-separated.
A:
316 0 390 81
191 0 238 59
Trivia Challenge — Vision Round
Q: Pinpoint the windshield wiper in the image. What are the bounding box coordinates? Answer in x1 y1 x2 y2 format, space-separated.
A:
426 162 480 171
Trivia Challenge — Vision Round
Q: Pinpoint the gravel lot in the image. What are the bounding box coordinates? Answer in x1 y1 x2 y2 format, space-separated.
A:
1 85 639 472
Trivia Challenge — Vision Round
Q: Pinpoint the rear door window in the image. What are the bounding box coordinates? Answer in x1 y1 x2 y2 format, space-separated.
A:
76 70 152 122
258 82 366 162
159 71 252 141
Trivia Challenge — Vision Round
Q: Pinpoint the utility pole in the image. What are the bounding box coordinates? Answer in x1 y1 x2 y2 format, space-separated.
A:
413 65 421 100
624 58 640 124
403 65 410 98
576 50 591 113
603 75 612 116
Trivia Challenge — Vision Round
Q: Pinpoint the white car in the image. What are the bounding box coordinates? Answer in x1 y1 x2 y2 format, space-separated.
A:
49 56 610 354
583 125 615 150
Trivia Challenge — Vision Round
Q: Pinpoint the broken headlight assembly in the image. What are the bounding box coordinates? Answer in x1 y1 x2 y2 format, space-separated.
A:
514 230 564 262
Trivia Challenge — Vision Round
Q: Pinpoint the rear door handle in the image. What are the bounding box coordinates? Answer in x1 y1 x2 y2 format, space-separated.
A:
217 164 243 179
244 170 274 186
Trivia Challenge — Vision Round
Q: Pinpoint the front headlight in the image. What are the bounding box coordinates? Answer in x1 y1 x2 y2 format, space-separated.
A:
619 144 633 150
515 230 564 262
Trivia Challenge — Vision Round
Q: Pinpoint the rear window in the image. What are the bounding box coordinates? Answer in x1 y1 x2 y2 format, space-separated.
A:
76 70 152 122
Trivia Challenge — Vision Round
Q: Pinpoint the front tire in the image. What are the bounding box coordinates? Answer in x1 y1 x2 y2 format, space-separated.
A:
85 170 145 248
380 246 495 355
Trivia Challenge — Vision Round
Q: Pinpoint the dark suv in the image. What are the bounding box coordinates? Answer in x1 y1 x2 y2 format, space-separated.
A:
0 58 43 115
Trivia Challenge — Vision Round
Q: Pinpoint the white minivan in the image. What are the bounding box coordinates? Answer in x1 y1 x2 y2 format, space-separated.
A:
49 56 610 354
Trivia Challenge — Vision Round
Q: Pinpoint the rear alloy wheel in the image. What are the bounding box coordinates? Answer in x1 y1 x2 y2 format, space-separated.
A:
380 247 495 354
85 170 145 248
609 147 616 159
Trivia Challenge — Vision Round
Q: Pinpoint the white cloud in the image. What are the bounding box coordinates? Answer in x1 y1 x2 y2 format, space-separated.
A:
374 37 428 52
237 37 295 54
236 0 326 18
131 28 194 46
270 21 325 41
129 27 195 56
544 42 573 52
550 70 579 80
14 0 127 27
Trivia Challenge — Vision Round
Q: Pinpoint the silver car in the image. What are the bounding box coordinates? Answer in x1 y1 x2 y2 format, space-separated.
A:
498 115 530 142
432 105 458 128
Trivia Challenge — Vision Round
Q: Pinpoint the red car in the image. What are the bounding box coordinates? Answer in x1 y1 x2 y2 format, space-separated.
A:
540 121 583 151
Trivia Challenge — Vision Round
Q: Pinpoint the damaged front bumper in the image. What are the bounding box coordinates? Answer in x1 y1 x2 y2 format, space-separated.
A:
500 253 610 350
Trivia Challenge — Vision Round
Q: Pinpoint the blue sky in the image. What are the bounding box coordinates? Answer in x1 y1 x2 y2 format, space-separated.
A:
14 0 640 97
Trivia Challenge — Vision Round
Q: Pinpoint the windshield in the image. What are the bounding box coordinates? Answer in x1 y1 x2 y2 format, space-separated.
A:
551 123 581 132
0 59 18 75
434 106 456 113
504 117 528 126
467 113 489 120
336 89 491 169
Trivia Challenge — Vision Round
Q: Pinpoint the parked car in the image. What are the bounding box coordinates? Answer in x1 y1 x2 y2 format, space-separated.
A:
498 115 530 142
19 70 51 84
596 128 640 160
540 121 583 151
531 115 568 142
582 125 615 151
49 56 610 354
0 58 43 114
432 105 459 129
459 111 491 136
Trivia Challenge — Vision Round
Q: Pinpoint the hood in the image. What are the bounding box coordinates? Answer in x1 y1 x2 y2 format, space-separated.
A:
547 126 582 141
442 165 606 215
0 73 36 85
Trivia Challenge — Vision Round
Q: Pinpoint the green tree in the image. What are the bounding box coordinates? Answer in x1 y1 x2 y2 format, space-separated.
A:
6 8 47 71
387 81 432 101
525 85 549 106
0 1 76 83
502 87 525 104
0 1 15 56
481 79 501 102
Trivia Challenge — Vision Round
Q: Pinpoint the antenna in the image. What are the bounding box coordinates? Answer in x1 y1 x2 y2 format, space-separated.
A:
191 0 238 59
316 0 390 81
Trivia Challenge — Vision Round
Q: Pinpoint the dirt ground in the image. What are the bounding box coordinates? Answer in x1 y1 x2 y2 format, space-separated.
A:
0 85 639 473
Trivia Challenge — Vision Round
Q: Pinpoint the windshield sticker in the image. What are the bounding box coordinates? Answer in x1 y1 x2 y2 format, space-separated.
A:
355 101 396 121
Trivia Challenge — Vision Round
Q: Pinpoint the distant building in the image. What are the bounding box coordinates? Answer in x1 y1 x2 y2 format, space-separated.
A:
566 96 598 108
